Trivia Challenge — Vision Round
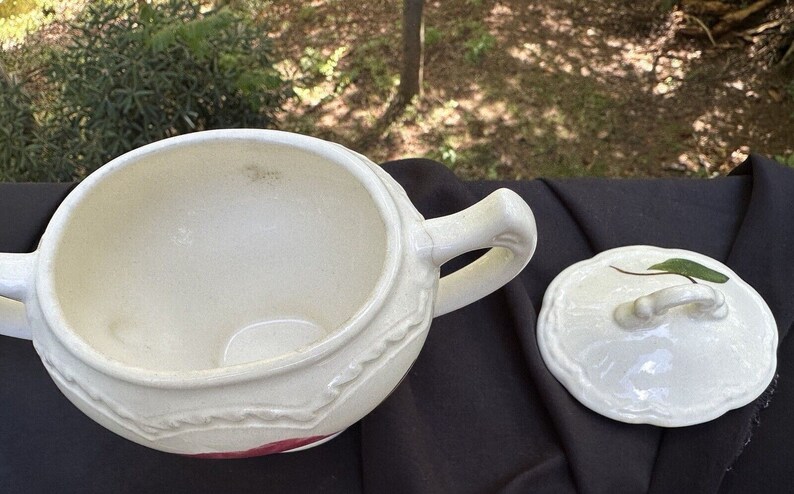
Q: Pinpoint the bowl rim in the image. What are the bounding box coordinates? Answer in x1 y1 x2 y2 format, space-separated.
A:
34 129 404 389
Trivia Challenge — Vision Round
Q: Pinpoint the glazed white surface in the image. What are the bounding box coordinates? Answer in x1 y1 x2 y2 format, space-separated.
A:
538 245 778 427
0 129 538 455
49 140 388 371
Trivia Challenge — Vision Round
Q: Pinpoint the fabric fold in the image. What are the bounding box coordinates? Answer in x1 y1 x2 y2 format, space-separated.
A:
649 155 794 493
2 156 792 493
542 154 791 493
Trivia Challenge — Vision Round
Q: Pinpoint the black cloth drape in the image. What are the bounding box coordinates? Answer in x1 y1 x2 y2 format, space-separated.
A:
1 154 791 493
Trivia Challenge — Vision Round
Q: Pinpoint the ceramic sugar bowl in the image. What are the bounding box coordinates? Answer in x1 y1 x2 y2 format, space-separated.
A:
0 129 537 457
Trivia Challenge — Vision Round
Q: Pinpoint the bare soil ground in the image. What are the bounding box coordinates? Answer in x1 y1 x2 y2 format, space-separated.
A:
271 0 794 179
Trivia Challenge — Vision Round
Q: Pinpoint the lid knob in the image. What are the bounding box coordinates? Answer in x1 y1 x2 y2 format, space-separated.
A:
613 284 728 330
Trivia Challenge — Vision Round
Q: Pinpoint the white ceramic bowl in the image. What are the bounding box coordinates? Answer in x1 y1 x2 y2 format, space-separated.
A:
0 130 537 456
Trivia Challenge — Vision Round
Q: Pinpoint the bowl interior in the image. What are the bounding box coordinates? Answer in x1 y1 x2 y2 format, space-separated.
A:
49 138 388 371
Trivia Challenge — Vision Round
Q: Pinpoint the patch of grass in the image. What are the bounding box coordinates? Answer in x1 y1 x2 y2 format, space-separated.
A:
774 153 794 167
424 25 442 46
427 136 459 166
297 4 316 22
576 90 611 118
442 19 497 64
429 140 503 179
464 31 496 64
343 35 398 99
538 156 610 178
438 142 458 165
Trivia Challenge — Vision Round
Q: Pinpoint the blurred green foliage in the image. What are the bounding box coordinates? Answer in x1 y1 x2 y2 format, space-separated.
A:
0 0 62 48
775 153 794 167
451 20 496 64
345 36 398 98
0 77 53 179
0 0 291 181
424 26 442 47
0 0 39 18
464 31 495 64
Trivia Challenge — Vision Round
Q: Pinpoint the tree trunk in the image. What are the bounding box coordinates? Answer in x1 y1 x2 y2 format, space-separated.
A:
354 0 425 148
398 0 424 103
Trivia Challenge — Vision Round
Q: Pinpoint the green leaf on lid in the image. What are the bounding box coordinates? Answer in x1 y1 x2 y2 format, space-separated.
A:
647 258 729 283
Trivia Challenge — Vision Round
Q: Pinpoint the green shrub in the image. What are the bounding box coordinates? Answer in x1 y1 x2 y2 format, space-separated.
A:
0 77 58 181
1 0 292 181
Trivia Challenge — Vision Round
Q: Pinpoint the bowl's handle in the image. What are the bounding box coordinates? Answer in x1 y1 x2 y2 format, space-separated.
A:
0 252 36 340
613 284 728 330
423 189 537 317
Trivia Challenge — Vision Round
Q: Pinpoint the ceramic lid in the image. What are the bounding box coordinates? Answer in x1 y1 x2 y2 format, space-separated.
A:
537 245 778 427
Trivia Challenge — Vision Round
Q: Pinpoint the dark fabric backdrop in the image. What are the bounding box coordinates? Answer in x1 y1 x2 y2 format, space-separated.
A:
1 155 791 493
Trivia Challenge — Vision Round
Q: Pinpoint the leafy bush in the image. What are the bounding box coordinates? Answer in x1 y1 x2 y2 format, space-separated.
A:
290 45 349 105
1 0 292 181
0 77 58 181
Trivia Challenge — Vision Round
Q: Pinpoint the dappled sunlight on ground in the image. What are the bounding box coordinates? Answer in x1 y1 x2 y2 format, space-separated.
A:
2 0 791 179
254 1 794 178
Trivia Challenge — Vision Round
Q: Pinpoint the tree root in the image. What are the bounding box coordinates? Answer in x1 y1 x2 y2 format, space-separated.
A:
680 0 781 38
780 41 794 65
742 18 785 36
712 0 778 36
681 0 734 16
684 13 717 46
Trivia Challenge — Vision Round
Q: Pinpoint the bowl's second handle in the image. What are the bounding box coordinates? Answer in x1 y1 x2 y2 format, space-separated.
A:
0 252 36 340
423 189 537 317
